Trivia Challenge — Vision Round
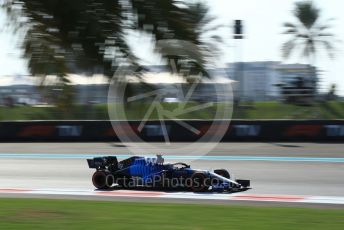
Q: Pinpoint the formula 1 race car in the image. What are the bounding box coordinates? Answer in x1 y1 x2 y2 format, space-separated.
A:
87 155 250 193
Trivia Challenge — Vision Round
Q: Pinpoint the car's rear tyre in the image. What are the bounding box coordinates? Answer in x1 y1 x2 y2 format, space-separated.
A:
214 169 230 179
92 171 113 189
190 172 209 192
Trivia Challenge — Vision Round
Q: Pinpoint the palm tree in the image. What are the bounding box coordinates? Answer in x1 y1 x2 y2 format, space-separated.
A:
2 0 220 77
282 0 337 64
2 0 222 109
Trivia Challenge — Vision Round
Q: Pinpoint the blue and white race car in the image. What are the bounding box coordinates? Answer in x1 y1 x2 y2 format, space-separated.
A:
87 155 250 193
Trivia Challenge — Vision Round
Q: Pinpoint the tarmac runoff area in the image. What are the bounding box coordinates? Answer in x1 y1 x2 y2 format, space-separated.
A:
0 142 343 206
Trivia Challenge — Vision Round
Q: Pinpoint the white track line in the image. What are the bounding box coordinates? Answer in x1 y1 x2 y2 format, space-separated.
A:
1 188 344 205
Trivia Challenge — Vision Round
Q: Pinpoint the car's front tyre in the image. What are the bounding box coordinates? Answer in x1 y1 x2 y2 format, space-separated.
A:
190 172 209 192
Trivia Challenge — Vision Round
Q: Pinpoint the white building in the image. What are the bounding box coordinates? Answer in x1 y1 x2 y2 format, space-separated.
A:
227 62 317 101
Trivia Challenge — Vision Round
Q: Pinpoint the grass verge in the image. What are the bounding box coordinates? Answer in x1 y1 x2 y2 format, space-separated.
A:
0 198 343 229
1 101 344 120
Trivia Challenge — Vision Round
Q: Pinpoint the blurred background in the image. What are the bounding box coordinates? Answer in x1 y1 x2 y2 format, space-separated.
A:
0 0 343 120
0 3 343 226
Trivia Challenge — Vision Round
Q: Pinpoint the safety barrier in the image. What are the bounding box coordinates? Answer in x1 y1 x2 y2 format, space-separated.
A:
0 120 343 142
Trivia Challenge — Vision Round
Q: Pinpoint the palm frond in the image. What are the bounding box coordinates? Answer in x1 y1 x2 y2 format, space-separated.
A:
316 25 331 31
283 22 297 28
320 40 335 59
282 28 298 34
282 40 297 59
202 23 226 34
317 33 335 37
301 44 310 59
210 35 223 43
296 34 310 39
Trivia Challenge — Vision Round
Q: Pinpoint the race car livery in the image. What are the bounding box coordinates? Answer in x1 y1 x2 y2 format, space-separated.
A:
87 155 250 192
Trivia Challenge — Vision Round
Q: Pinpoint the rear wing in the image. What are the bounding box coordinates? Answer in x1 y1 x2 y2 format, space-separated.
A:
87 159 97 168
87 156 118 169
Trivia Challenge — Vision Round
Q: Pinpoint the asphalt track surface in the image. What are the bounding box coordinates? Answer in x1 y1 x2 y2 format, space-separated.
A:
0 142 343 206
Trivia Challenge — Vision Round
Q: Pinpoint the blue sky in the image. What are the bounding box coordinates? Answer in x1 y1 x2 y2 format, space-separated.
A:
1 0 343 95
